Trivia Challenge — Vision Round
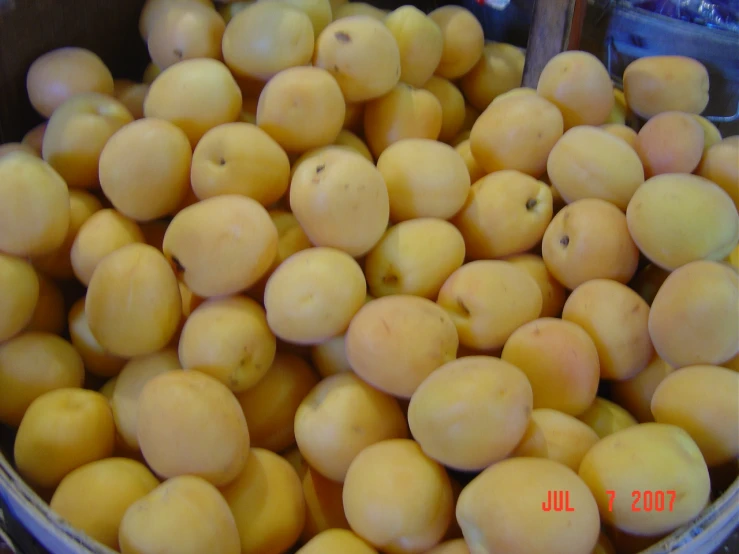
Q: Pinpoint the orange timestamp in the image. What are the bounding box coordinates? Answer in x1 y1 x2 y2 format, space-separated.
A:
542 490 677 512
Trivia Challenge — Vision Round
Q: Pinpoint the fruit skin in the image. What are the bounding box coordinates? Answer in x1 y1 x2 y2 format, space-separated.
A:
530 408 599 471
578 423 711 537
298 529 378 554
118 475 241 554
429 6 484 80
610 354 674 423
384 6 443 89
49 458 160 551
504 253 566 318
408 356 533 472
651 365 739 466
623 55 709 119
342 439 454 554
562 279 654 380
294 372 408 483
220 448 306 554
460 42 525 112
635 111 704 177
470 93 563 178
0 254 39 342
648 260 739 368
0 152 71 258
456 457 600 554
547 126 645 211
542 198 640 290
0 333 85 428
536 51 615 129
85 243 182 358
14 388 116 489
501 317 600 417
162 194 278 298
26 47 114 118
698 136 739 210
136 370 250 487
577 397 637 439
345 295 458 398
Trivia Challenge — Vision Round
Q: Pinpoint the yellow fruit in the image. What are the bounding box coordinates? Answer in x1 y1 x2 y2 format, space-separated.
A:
530 408 599 471
577 397 637 439
0 253 40 342
298 529 378 554
429 6 484 80
384 6 443 88
460 42 525 111
68 298 128 378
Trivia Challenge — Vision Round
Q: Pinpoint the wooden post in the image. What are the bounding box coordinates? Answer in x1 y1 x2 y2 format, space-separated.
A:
522 0 588 88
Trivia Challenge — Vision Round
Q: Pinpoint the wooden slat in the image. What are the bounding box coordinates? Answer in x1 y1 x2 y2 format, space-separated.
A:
521 0 587 88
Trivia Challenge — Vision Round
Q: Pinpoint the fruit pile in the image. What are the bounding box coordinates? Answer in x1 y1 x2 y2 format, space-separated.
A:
0 0 737 553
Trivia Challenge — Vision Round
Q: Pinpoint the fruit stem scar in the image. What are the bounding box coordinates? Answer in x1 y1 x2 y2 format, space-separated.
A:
316 164 325 173
526 198 538 210
335 31 351 43
559 235 570 247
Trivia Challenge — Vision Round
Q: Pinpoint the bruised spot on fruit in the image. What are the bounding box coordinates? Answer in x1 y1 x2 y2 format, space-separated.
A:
316 164 325 174
218 157 226 166
526 198 538 211
335 31 351 43
559 235 570 248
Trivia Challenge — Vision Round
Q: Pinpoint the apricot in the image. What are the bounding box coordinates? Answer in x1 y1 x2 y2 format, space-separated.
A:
542 198 640 289
147 0 224 70
651 365 739 466
623 55 709 119
86 244 181 357
144 58 242 146
510 418 548 458
298 529 377 554
469 93 563 177
408 356 533 471
99 118 192 221
530 408 599 471
454 139 485 183
347 295 458 397
537 51 614 129
26 47 114 118
630 174 738 271
137 370 249 485
313 16 400 103
635 111 705 176
0 152 70 257
630 263 670 306
692 114 722 152
343 439 453 553
579 423 710 536
600 123 638 149
0 333 85 427
363 84 442 158
547 126 645 210
0 143 38 159
163 194 278 297
384 6 444 88
42 93 134 189
453 170 553 258
290 148 389 256
365 218 465 299
301 468 350 540
429 6 484 79
0 254 39 342
457 457 600 554
265 247 366 345
333 2 385 20
70 209 144 286
437 261 542 351
119 475 240 554
426 539 470 554
422 77 466 143
257 66 345 153
460 42 525 111
68 297 128 378
502 318 600 416
294 372 407 482
15 389 116 489
21 122 47 154
266 0 333 39
698 136 739 209
50 458 159 551
610 354 674 423
235 353 318 452
32 189 102 280
188 122 289 206
24 272 65 335
113 80 149 120
577 397 637 439
111 349 181 452
220 448 305 554
334 129 373 161
504 253 566 318
562 279 654 380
